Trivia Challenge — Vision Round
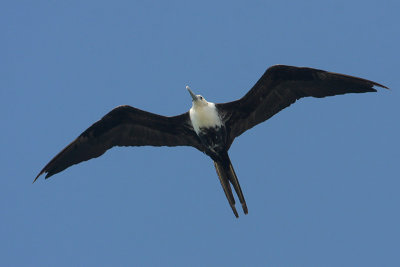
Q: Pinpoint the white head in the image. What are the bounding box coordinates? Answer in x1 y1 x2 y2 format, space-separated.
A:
186 86 208 107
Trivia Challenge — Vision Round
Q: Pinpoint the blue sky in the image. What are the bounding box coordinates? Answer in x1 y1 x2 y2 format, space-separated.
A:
1 0 399 266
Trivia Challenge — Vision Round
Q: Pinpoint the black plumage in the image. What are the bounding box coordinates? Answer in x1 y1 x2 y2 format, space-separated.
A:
34 65 387 217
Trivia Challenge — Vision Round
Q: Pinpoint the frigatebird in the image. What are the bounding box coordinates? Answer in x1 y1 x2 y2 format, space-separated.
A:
34 65 387 217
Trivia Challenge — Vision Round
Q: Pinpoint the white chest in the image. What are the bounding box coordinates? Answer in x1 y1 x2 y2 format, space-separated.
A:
189 103 222 134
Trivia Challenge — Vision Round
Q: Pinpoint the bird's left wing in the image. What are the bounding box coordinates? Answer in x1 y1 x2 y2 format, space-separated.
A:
34 105 202 181
217 65 388 146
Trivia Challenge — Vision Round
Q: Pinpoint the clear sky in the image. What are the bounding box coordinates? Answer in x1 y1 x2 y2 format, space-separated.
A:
1 0 399 266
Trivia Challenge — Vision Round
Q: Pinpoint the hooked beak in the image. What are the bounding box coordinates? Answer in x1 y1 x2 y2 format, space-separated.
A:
186 86 197 101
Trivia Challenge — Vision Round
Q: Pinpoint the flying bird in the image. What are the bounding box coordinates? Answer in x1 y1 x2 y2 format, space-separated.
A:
34 65 387 217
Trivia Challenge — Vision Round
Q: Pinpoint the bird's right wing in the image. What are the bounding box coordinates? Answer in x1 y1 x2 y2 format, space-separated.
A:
217 65 388 146
34 105 202 181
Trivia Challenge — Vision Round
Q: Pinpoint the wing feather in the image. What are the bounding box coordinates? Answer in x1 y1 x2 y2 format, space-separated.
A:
217 65 388 145
34 105 202 181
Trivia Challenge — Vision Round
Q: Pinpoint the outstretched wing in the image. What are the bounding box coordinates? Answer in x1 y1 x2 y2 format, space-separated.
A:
217 65 388 145
34 105 202 181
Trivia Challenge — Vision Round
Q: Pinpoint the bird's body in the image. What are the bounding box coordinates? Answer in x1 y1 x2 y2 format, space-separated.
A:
34 65 388 218
187 88 246 216
188 92 225 156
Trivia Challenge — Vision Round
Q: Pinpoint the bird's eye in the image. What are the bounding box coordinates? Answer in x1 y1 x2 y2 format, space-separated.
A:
200 96 203 100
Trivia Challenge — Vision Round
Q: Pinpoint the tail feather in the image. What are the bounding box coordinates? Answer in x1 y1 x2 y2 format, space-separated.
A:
214 162 239 218
227 163 248 215
214 154 248 217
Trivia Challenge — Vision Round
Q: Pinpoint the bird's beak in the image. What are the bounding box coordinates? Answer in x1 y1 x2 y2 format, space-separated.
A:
186 86 197 101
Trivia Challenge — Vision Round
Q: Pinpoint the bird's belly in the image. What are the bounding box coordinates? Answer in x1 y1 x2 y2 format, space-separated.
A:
198 126 227 156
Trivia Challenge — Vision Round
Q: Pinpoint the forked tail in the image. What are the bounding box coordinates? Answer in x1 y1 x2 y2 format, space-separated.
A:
214 153 248 218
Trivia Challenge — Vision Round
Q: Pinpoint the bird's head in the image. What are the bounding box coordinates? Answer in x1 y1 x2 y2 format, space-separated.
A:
186 86 208 107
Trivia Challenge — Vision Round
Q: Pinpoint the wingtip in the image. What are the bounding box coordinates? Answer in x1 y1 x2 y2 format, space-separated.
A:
32 171 44 184
373 81 389 90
